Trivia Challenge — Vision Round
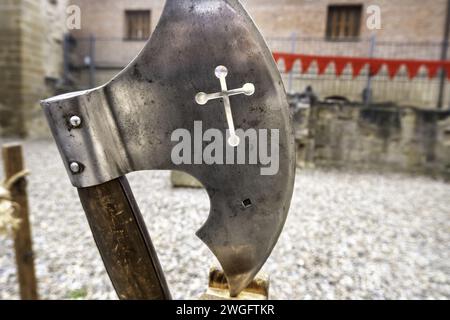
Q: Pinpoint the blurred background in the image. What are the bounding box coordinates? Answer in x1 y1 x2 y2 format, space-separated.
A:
0 0 449 300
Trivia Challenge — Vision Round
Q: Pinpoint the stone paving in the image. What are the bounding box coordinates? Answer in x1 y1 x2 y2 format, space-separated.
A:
0 139 449 299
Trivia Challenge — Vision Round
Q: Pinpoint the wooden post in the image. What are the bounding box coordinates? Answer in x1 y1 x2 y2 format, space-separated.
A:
200 267 269 300
2 143 38 300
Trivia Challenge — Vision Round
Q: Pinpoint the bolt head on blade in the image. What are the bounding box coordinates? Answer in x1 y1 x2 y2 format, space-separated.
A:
69 162 81 173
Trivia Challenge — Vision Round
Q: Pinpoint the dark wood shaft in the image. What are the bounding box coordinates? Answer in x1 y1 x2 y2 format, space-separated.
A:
78 176 171 300
2 143 38 300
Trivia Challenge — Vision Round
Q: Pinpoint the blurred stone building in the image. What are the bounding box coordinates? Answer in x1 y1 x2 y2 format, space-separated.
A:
0 0 68 137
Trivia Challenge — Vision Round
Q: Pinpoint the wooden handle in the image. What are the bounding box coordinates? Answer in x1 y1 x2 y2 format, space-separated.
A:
78 176 171 300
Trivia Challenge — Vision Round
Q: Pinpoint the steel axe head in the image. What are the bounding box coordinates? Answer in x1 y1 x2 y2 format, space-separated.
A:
42 0 295 297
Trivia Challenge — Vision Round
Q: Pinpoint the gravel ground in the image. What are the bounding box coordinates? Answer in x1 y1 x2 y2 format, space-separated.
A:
0 139 449 300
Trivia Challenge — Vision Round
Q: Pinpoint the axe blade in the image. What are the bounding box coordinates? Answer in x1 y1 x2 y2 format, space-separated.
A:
42 0 295 298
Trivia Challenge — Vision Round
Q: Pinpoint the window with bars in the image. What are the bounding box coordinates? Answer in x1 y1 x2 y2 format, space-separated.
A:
326 5 362 40
125 10 151 40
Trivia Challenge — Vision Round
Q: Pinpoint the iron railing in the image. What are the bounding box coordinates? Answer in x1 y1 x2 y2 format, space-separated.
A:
67 35 450 109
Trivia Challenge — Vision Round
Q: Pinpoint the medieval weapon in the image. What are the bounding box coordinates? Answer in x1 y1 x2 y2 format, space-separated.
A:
41 0 295 299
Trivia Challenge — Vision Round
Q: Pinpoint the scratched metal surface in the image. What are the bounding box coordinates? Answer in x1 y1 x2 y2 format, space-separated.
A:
41 0 295 296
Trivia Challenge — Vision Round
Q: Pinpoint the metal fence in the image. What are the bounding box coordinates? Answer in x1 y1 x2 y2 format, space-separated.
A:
266 35 450 109
67 35 450 109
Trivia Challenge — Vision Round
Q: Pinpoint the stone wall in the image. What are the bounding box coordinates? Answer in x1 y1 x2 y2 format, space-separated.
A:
0 0 24 136
69 0 165 69
242 0 447 41
0 0 68 138
293 101 450 179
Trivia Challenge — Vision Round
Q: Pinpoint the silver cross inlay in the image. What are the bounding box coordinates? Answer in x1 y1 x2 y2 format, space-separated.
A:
195 66 255 147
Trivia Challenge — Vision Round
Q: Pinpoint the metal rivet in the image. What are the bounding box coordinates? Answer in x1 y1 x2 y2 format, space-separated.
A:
242 198 252 208
70 115 82 128
69 162 81 174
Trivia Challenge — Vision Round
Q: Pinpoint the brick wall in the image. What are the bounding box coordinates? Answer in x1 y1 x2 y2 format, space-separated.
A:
70 0 164 69
69 0 448 69
242 0 447 41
